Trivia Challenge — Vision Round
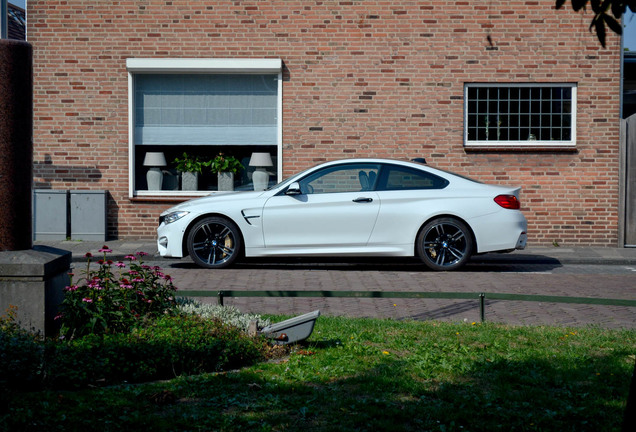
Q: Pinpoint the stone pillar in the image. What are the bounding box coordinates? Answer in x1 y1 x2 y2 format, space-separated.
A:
0 40 71 337
0 246 71 337
0 39 33 251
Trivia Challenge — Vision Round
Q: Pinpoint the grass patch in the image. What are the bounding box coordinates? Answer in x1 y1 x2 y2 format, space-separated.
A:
3 317 635 431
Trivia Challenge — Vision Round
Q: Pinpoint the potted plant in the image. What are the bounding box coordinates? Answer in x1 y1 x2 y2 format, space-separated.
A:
172 152 211 191
209 153 243 191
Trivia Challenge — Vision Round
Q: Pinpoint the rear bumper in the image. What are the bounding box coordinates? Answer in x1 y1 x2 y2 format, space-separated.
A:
470 210 528 253
516 231 528 250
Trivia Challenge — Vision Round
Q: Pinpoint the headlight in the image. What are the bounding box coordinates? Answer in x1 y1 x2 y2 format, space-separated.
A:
159 211 190 225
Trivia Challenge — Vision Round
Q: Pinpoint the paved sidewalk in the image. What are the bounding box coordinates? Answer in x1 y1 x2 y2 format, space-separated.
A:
34 240 636 329
34 239 636 266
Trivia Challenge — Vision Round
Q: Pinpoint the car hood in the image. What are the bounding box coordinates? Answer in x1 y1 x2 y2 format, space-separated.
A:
162 190 269 215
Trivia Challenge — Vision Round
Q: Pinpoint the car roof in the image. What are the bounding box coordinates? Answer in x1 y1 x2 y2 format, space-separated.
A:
312 158 482 184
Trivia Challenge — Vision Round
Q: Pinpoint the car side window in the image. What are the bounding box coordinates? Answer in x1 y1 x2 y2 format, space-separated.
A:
378 165 449 190
299 164 381 194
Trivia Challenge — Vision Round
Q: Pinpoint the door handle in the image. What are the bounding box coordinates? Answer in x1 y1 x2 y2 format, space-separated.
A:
353 197 373 203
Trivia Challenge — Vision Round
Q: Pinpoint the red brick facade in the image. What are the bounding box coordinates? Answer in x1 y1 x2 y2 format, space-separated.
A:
29 0 622 245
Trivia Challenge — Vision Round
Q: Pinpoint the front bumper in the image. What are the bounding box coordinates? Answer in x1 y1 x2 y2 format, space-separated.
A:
157 219 189 258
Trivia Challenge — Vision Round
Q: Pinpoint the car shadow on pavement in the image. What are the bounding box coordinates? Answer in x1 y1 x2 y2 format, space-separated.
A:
162 255 563 273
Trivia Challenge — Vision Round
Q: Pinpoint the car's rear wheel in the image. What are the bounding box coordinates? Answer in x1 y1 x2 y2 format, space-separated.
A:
417 217 473 271
187 217 242 269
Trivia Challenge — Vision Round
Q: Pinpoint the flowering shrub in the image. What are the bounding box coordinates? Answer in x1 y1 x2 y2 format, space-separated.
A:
58 246 178 339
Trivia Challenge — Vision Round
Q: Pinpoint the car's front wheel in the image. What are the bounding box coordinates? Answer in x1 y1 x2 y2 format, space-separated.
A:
417 217 473 271
186 217 242 269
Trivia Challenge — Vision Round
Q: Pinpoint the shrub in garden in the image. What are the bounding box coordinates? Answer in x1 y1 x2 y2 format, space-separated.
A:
58 246 178 339
46 314 267 388
177 299 271 332
0 306 45 392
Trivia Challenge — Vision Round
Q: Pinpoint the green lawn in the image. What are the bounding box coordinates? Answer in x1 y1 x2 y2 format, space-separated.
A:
5 317 635 432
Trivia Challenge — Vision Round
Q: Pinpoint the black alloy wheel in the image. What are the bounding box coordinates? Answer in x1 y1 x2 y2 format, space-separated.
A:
187 217 242 269
417 217 473 271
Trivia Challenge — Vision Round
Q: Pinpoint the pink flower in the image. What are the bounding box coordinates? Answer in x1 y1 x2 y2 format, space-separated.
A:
88 279 103 290
99 245 112 253
85 252 93 258
64 285 79 292
133 277 145 283
82 297 93 303
120 283 133 289
125 255 136 261
116 262 126 268
163 274 173 282
136 251 149 257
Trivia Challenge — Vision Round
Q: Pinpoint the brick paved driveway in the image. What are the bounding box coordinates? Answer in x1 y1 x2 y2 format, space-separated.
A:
150 258 636 329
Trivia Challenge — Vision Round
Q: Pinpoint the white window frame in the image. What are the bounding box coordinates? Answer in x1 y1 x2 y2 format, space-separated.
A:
127 58 283 198
464 83 577 148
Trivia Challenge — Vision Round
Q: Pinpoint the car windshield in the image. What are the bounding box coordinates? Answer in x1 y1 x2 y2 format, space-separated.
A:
266 165 316 191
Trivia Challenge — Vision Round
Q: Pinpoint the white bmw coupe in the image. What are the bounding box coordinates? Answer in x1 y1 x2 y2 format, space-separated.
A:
157 158 527 271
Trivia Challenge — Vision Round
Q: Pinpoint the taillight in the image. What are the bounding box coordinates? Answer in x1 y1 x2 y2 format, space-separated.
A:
494 195 520 210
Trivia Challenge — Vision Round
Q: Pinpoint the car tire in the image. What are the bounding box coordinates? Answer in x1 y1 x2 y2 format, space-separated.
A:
416 217 473 271
187 216 242 269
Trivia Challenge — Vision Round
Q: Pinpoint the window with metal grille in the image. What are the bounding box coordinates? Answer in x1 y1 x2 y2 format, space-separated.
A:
464 83 576 147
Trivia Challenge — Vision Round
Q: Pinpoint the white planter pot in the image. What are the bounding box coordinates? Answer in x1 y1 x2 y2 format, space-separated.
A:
218 172 234 191
181 171 199 191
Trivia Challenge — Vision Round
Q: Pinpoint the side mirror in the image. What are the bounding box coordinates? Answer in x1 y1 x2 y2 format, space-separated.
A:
286 182 301 196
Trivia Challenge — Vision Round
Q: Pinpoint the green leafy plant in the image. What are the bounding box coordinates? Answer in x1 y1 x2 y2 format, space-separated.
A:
58 246 178 339
172 152 211 174
0 306 45 392
209 153 243 174
47 315 267 388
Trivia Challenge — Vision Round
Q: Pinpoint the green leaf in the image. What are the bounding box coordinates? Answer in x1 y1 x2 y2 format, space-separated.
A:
611 1 625 18
572 0 588 11
590 0 601 13
604 13 622 35
594 18 607 48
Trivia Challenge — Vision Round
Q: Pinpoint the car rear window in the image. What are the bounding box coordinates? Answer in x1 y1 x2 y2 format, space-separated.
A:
377 165 449 191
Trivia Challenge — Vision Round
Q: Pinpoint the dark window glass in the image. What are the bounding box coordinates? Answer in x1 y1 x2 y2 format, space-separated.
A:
378 166 449 191
299 164 381 194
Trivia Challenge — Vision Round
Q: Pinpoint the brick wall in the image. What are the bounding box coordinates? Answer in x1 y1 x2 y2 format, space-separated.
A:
29 0 622 245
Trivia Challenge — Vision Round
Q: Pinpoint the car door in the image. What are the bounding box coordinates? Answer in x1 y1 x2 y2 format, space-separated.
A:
368 163 451 246
262 163 381 250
